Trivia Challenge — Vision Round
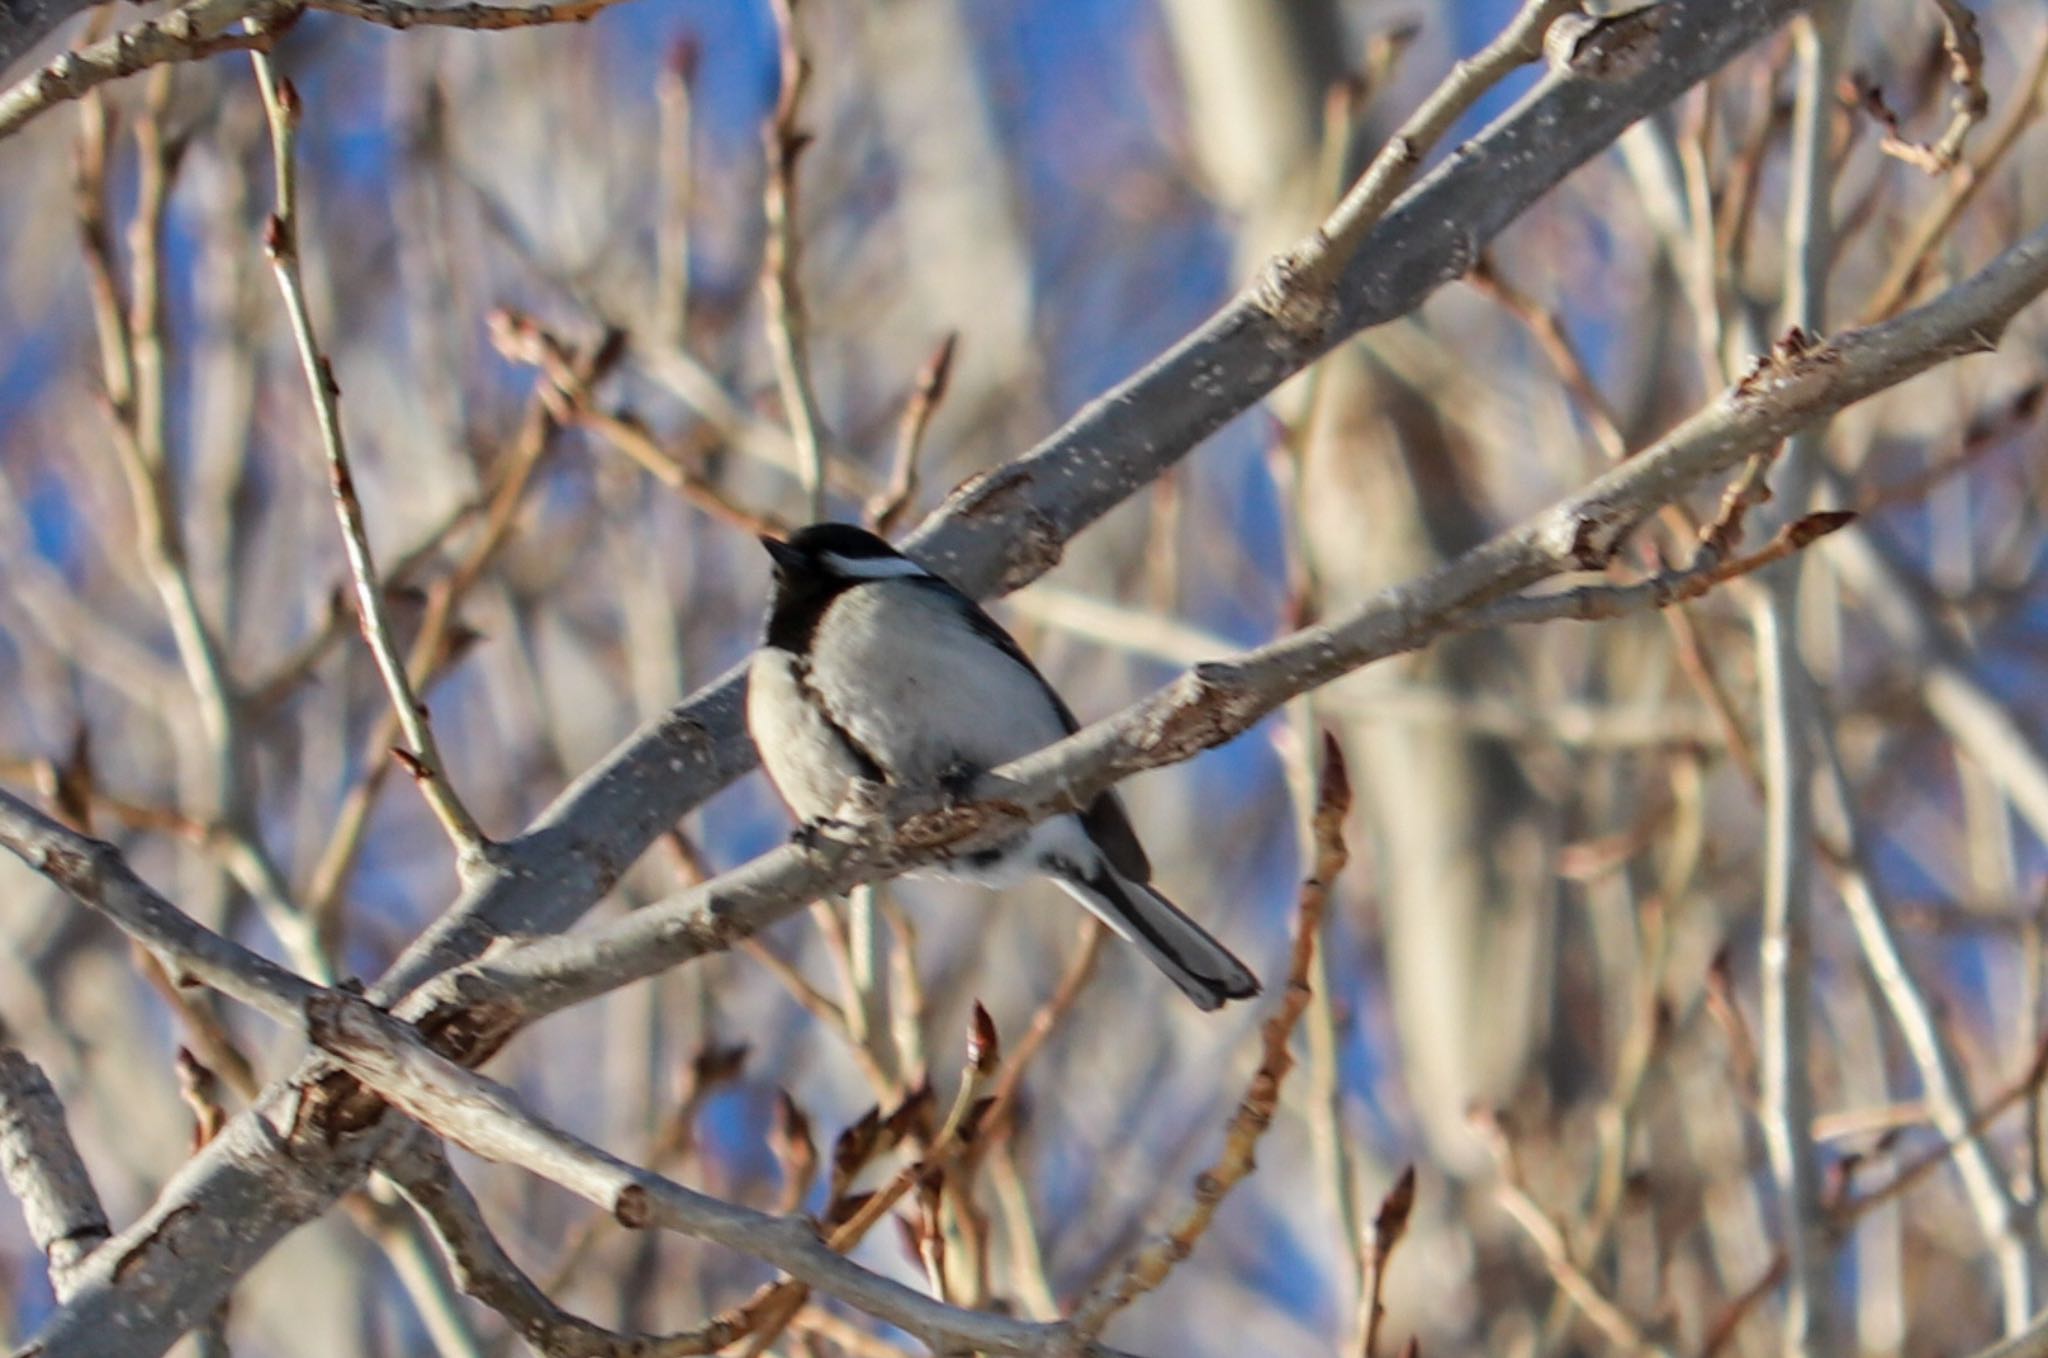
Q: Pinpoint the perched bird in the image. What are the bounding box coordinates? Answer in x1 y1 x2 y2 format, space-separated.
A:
747 523 1260 1011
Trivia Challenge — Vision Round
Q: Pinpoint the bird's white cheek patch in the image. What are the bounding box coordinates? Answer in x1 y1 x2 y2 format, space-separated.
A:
822 552 933 580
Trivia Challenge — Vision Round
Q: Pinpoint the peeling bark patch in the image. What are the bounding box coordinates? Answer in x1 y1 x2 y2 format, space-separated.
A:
612 1182 651 1228
995 508 1066 591
35 842 100 897
417 997 520 1068
935 473 1065 590
1569 514 1618 570
112 1204 198 1283
1546 4 1668 81
1143 665 1266 763
302 1068 387 1143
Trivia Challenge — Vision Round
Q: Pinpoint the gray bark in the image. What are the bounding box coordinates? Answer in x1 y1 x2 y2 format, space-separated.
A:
0 0 92 77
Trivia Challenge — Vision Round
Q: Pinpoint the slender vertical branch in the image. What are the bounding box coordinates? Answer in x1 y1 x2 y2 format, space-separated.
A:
1812 722 2038 1331
654 38 697 347
249 54 488 865
869 331 957 537
762 0 829 522
73 76 333 982
1751 5 1846 1350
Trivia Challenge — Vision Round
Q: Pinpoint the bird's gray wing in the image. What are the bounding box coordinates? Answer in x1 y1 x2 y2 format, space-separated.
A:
934 584 1155 883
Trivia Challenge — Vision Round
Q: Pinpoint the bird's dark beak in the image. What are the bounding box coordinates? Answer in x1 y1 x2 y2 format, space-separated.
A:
760 535 803 574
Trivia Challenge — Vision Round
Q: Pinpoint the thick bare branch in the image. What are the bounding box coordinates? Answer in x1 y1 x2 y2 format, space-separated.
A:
308 994 1137 1358
0 1047 108 1300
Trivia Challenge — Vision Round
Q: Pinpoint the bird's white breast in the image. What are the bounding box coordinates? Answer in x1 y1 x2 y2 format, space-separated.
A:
807 582 1072 784
748 648 872 821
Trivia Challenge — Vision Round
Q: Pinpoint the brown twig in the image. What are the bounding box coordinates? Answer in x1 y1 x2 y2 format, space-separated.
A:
761 0 829 522
1466 255 1628 462
1862 29 2048 320
302 317 623 928
739 938 893 1095
974 918 1108 1154
869 332 959 537
174 1048 229 1149
1452 510 1858 631
1488 1164 1671 1356
737 1006 1004 1355
1702 1034 2048 1356
1068 737 1351 1339
1859 0 1987 173
490 308 785 537
305 0 633 28
1355 1167 1417 1358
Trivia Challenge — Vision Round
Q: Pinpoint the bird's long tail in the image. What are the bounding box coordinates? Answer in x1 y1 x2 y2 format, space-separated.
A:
1051 864 1260 1011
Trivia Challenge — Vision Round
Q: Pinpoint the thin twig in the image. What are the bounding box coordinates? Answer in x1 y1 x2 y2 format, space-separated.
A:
870 333 958 536
0 789 325 1025
304 324 620 927
1449 512 1856 631
305 0 633 28
654 40 698 345
1490 1172 1673 1357
1260 0 1576 329
73 71 334 981
1466 255 1628 461
252 58 488 865
1866 0 1988 173
393 1141 736 1357
1749 7 1847 1346
1813 720 2041 1328
1067 738 1351 1339
1862 30 2048 321
761 0 829 522
739 1006 1003 1355
974 919 1108 1153
490 308 785 537
1354 1167 1416 1358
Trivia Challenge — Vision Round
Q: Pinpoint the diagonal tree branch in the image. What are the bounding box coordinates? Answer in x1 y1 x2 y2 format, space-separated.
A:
0 789 327 1026
0 1046 109 1301
308 995 1141 1358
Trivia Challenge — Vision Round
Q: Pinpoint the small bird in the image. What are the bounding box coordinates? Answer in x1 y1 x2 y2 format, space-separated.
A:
747 523 1260 1011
